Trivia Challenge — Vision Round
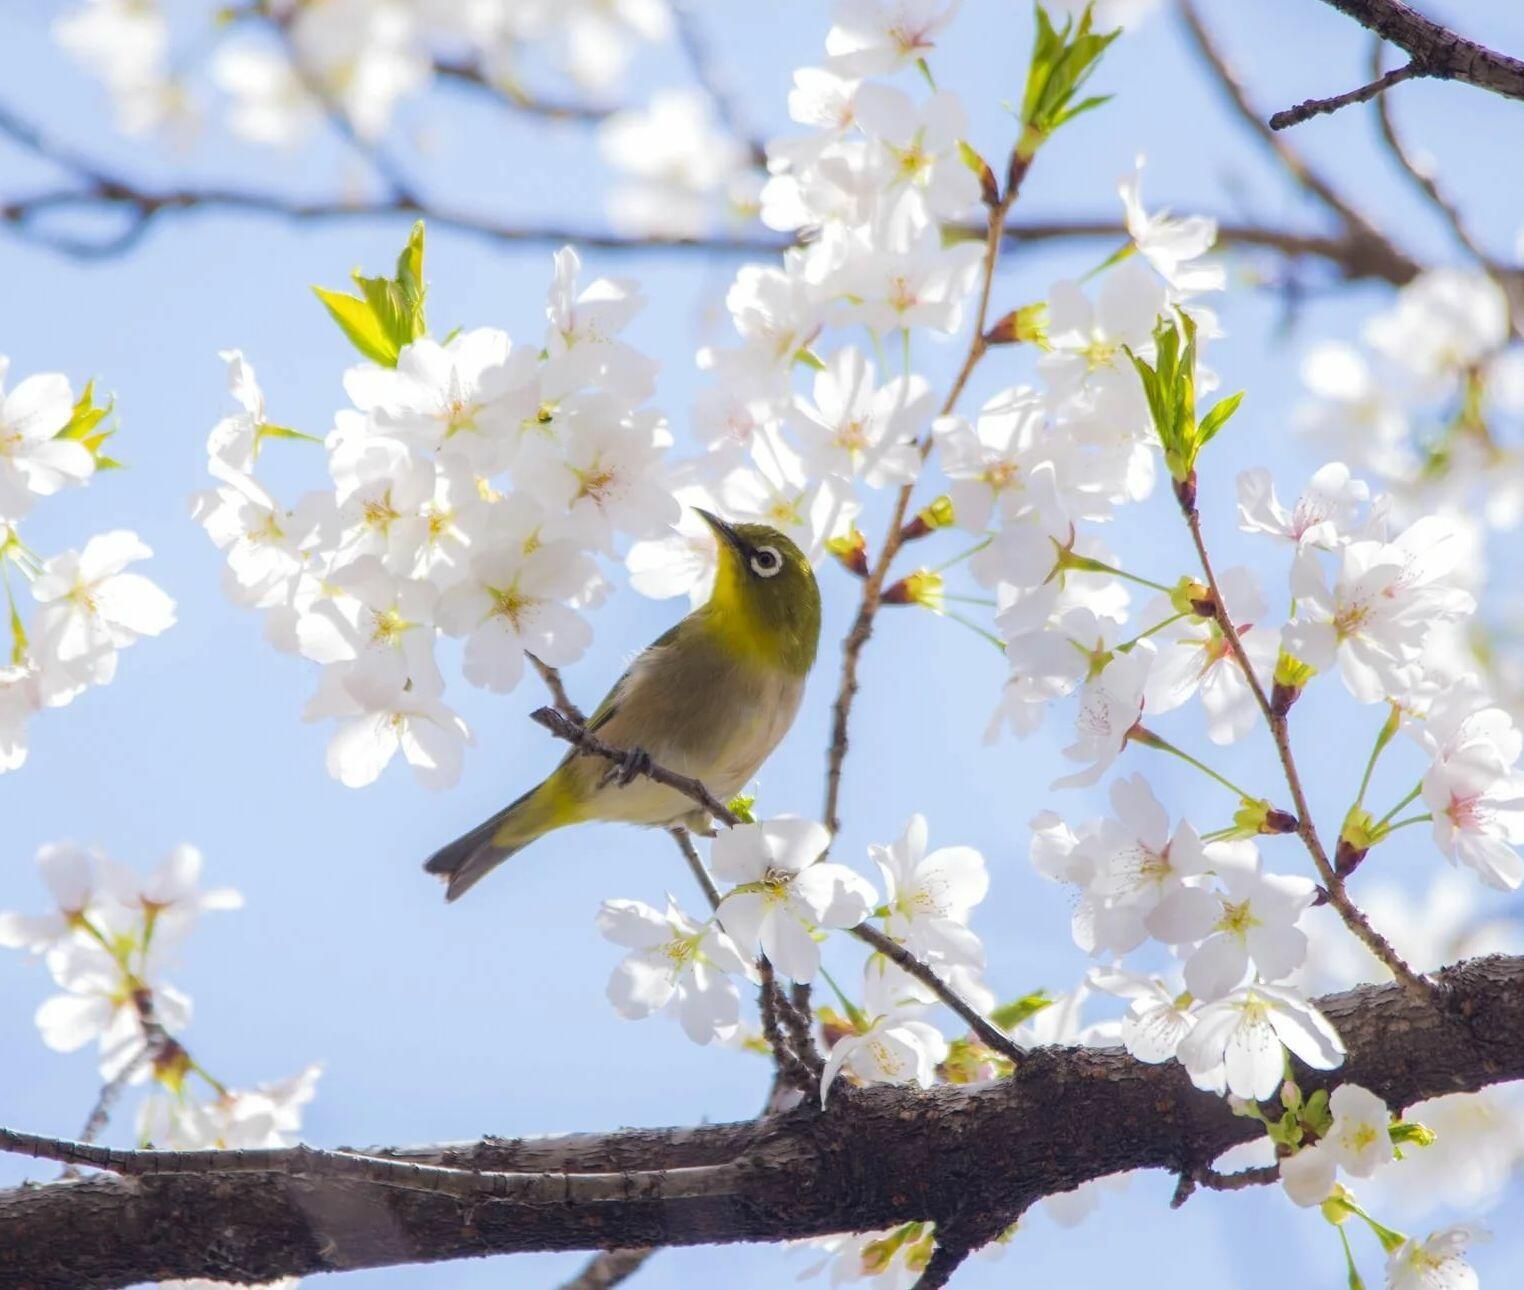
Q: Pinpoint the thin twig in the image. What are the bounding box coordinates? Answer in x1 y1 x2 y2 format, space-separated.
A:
1308 0 1524 103
432 60 618 123
850 922 1024 1066
0 89 1420 284
670 0 768 166
528 654 586 724
1269 60 1420 130
530 706 739 826
1171 1161 1280 1207
1181 507 1435 1001
821 152 1023 837
1176 0 1403 258
1367 37 1517 297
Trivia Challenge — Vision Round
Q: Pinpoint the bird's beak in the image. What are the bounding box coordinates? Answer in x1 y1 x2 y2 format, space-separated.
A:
695 508 746 556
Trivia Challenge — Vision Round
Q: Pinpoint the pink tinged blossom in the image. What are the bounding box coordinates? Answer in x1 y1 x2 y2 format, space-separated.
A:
824 0 963 76
1053 643 1152 789
1285 515 1476 705
1384 1224 1488 1290
1418 686 1524 891
869 813 988 970
1236 462 1372 551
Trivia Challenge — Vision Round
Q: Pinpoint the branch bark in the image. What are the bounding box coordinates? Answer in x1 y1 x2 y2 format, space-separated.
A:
3 954 1520 1289
1308 0 1524 103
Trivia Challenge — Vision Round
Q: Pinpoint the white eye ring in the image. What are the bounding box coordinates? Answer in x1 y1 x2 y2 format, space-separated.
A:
749 546 783 578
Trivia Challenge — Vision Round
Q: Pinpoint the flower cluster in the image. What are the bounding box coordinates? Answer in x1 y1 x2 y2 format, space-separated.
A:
57 0 672 146
596 811 999 1112
195 231 676 788
0 843 320 1181
0 356 175 775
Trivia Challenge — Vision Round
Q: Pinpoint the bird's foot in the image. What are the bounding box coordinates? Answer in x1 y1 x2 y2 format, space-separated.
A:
601 745 653 789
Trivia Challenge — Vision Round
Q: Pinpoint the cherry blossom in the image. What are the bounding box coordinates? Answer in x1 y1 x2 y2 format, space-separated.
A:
1176 982 1344 1101
869 814 988 969
597 898 753 1045
820 1010 949 1105
712 818 876 982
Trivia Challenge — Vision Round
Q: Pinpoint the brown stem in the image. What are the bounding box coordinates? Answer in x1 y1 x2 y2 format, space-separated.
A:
1308 0 1524 103
849 923 1023 1066
527 654 586 724
1182 508 1433 1000
530 706 739 826
821 164 1021 837
1268 60 1421 130
1176 0 1404 258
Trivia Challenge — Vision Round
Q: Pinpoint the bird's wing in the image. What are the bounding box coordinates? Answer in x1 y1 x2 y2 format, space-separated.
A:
567 620 683 749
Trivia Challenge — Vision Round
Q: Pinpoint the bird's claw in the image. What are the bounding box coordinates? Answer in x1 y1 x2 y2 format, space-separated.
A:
617 746 652 787
600 746 653 789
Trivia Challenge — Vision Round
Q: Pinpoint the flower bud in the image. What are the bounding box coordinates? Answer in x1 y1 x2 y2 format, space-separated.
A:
984 303 1049 348
900 494 955 542
826 527 869 577
882 569 943 610
958 139 1000 208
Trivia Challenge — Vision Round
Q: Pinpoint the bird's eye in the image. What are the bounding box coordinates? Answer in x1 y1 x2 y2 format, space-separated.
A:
749 546 783 578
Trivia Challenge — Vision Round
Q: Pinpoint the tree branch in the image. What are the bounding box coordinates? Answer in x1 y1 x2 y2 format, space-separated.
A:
1306 0 1524 103
2 954 1519 1288
1268 59 1420 130
849 922 1024 1066
1176 0 1399 254
529 706 739 826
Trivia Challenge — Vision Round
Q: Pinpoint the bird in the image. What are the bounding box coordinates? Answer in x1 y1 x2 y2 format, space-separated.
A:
424 509 822 901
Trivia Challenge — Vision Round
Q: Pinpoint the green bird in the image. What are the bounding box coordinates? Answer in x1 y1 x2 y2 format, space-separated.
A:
424 510 822 901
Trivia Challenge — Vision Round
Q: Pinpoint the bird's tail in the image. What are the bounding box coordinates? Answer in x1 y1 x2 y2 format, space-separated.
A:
424 774 574 902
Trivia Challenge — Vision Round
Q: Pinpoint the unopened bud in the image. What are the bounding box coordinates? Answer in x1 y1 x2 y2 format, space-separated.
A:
1172 471 1197 515
1230 797 1298 838
152 1040 192 1094
882 569 944 610
958 139 1000 208
1168 576 1212 617
826 527 869 577
900 494 955 542
985 302 1049 348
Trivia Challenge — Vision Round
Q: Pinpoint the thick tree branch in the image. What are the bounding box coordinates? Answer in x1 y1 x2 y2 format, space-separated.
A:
2 954 1520 1288
1306 0 1524 104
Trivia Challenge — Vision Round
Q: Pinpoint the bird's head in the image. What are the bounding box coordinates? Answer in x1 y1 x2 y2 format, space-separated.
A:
696 509 821 676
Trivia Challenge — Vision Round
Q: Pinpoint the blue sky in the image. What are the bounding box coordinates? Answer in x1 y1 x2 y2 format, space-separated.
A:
3 2 1523 1286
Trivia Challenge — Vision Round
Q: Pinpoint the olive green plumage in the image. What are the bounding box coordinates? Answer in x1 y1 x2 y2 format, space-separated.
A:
425 510 821 901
